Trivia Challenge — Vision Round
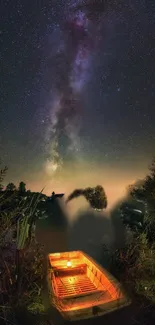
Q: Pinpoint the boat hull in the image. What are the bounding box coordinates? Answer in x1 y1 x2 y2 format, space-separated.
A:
47 251 131 321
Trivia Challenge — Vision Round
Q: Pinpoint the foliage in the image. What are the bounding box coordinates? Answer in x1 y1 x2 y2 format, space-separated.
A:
0 242 45 324
108 158 155 314
0 189 19 248
119 159 155 243
0 166 46 324
66 185 108 210
27 300 45 314
18 181 26 193
0 166 8 184
111 233 155 303
0 183 4 191
128 159 155 242
110 156 155 305
0 166 7 191
6 183 16 192
120 204 144 232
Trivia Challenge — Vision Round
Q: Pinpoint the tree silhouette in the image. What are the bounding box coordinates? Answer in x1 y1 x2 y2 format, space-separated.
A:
6 182 16 192
120 205 144 232
18 181 26 193
0 166 7 191
129 158 155 242
119 185 145 233
0 184 4 191
66 185 108 210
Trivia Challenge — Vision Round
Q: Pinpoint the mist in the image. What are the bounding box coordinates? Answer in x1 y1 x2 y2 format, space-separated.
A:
68 202 127 269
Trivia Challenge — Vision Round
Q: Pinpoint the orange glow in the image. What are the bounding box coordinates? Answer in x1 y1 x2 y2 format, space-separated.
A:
67 261 72 267
47 251 131 321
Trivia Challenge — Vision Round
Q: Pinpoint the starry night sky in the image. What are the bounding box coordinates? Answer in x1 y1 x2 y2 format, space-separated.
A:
1 0 155 210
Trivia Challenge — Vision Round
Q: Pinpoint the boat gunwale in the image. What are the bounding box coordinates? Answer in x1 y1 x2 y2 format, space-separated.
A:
47 250 131 319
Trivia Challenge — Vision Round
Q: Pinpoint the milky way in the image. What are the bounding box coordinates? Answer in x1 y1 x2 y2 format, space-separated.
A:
45 2 103 175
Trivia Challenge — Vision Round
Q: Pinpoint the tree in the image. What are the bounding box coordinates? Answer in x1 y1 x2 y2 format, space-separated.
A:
6 182 16 191
0 184 4 191
129 158 155 242
120 205 144 232
0 166 7 191
119 186 145 233
84 185 108 210
66 185 108 210
18 181 26 193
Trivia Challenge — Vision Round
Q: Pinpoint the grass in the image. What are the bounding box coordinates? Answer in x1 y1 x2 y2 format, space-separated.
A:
0 239 46 325
106 231 155 325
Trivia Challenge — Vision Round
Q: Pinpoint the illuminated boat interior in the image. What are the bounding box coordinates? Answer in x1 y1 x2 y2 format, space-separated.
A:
47 251 130 320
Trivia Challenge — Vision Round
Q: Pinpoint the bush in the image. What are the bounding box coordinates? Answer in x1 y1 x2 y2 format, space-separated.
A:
0 240 45 324
0 166 46 324
111 233 155 303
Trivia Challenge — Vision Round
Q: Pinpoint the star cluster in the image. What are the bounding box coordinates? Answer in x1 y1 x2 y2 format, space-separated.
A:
44 3 104 174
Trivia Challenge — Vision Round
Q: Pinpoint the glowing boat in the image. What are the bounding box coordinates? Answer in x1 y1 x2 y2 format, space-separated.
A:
47 251 131 321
